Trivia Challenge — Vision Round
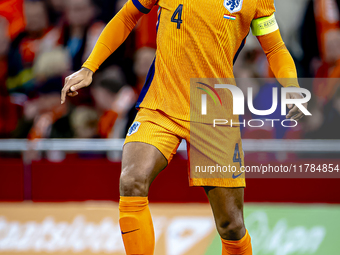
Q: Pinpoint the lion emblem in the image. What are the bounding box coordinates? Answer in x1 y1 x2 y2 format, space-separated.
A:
224 0 244 13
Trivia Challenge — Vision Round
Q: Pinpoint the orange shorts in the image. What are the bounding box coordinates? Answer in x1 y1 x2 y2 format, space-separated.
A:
124 107 245 187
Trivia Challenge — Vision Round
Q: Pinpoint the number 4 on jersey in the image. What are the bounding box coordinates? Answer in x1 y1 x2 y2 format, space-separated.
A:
171 4 183 29
233 143 242 168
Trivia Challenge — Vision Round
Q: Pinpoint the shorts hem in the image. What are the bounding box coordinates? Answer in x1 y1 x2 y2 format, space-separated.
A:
123 140 173 164
189 178 246 188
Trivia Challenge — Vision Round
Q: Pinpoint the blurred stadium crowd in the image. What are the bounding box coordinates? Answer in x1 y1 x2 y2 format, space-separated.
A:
0 0 340 144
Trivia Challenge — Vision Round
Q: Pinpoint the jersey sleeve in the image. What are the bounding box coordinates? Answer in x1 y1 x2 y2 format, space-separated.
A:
251 0 278 36
257 29 299 87
82 0 144 72
131 0 158 14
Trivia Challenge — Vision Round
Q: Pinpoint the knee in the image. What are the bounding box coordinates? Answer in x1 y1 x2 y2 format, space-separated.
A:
216 215 245 241
119 165 151 197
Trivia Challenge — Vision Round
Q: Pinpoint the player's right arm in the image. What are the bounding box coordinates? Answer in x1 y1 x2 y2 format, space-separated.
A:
61 0 156 104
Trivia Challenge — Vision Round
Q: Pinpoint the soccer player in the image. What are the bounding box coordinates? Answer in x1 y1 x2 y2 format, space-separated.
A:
61 0 307 254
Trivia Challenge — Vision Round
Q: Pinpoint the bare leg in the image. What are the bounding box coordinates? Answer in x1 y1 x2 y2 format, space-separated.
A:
204 186 246 240
119 142 167 255
120 142 167 196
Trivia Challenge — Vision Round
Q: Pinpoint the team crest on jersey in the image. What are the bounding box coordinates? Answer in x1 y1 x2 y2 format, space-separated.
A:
224 0 243 13
127 122 141 136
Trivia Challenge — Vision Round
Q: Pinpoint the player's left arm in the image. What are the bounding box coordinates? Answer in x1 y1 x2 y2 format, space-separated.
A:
252 14 307 120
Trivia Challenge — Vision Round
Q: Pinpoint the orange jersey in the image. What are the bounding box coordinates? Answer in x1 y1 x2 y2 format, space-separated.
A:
83 0 298 122
135 0 275 120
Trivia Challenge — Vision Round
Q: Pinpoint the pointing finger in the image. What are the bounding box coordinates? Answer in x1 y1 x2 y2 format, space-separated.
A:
61 80 82 104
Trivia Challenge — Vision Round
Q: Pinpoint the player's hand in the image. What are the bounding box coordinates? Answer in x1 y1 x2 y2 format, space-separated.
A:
61 68 93 104
286 92 307 121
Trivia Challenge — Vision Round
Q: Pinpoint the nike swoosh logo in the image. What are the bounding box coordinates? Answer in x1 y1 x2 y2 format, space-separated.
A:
232 173 243 179
121 229 140 235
